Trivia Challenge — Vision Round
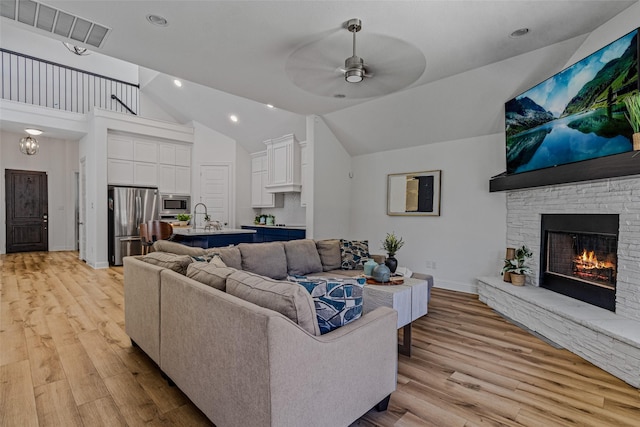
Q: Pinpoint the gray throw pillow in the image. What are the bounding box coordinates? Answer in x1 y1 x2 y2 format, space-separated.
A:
186 263 236 291
284 239 323 276
237 242 288 280
226 270 320 336
205 246 242 270
315 239 342 271
141 252 193 275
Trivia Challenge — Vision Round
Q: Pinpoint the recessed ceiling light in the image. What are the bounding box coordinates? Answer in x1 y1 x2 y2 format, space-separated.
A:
147 14 168 27
25 128 43 135
229 114 239 123
266 104 275 109
173 79 182 87
510 28 530 38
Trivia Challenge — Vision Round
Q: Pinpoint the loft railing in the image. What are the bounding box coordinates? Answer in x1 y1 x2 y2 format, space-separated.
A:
1 48 139 115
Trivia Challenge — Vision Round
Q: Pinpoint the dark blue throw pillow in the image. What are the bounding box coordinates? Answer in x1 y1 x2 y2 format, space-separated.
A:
288 276 365 334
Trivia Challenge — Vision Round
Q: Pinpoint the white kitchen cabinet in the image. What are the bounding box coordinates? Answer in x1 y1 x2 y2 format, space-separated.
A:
133 139 158 163
251 151 281 207
134 162 157 186
159 144 175 165
107 135 134 160
264 134 301 193
158 143 191 194
175 145 191 167
158 164 176 193
107 159 134 185
175 166 191 194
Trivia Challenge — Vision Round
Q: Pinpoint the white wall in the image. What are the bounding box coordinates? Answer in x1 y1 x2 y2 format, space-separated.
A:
350 134 507 293
0 130 79 253
190 120 237 227
235 144 254 227
310 116 352 239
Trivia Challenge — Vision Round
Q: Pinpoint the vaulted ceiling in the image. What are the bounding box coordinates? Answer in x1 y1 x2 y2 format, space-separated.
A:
1 0 636 155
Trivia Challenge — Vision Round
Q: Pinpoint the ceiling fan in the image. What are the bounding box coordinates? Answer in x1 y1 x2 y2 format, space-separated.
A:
285 18 426 99
342 18 370 83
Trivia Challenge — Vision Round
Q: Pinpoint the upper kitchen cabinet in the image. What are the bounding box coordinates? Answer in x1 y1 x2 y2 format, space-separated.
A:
107 134 191 192
158 142 191 195
264 134 301 193
107 134 158 186
251 151 282 208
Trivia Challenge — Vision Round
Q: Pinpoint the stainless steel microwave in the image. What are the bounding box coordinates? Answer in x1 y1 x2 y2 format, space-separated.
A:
160 194 190 216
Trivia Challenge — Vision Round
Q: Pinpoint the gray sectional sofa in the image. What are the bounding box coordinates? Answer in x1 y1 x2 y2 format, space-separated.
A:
123 239 398 427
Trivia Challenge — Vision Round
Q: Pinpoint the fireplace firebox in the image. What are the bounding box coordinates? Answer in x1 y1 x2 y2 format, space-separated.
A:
540 214 618 311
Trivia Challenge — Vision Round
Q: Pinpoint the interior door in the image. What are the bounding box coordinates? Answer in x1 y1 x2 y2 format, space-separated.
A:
200 164 230 228
5 169 48 253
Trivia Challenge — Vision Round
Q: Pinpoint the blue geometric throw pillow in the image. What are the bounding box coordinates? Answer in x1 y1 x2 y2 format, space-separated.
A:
289 276 365 334
339 239 370 270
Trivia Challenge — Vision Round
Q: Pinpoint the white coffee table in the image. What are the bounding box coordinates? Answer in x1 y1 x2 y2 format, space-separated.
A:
363 275 432 356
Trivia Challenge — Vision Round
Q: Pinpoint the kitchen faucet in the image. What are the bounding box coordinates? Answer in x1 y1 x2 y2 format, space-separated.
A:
193 203 208 229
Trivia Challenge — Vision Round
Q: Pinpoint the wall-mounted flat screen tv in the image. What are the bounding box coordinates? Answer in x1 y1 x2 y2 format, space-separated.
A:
505 28 638 175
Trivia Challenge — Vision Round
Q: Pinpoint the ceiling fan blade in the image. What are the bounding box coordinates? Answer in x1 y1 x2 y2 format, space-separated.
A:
285 27 425 99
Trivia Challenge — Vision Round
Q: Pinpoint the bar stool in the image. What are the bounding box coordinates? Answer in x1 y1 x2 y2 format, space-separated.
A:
140 221 173 254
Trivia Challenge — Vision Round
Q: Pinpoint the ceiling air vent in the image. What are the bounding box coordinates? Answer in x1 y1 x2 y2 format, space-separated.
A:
0 0 111 48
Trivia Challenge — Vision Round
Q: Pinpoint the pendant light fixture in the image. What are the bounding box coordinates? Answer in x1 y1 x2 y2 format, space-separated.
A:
20 129 42 155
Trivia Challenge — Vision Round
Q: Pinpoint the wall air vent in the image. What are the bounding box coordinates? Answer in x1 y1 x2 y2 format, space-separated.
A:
0 0 110 48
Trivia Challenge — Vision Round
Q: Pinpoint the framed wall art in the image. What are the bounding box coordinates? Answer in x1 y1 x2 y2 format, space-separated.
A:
387 170 441 216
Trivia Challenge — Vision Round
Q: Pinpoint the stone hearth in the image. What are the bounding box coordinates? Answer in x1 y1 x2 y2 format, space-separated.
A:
478 175 640 388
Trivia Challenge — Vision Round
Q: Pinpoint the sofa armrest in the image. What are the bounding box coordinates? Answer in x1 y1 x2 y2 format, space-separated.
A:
123 256 164 364
267 306 398 426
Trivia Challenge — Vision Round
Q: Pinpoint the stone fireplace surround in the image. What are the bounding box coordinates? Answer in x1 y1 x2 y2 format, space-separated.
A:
477 176 640 388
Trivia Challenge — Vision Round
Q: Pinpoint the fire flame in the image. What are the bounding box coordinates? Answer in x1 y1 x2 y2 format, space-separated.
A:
577 250 613 270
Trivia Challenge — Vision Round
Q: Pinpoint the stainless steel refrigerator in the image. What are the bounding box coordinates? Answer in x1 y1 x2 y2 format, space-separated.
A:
108 186 159 265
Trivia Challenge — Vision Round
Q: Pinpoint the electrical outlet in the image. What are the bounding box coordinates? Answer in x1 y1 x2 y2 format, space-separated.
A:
425 260 436 269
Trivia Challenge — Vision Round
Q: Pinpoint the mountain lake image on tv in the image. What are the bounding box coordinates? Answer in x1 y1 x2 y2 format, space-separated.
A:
505 28 639 175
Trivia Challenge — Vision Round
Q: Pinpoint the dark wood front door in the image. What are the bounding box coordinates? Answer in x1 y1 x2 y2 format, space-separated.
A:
5 169 48 253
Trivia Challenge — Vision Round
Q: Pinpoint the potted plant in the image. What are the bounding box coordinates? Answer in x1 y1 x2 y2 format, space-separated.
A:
624 93 640 150
381 232 404 274
501 245 532 286
266 214 275 225
176 213 191 227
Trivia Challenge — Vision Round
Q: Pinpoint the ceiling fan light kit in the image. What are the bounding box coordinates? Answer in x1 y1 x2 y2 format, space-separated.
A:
344 18 365 83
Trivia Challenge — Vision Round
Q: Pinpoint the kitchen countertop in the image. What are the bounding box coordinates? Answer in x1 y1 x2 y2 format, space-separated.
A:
172 228 256 236
243 224 306 230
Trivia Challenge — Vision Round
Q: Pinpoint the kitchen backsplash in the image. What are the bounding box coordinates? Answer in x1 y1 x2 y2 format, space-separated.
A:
258 193 305 225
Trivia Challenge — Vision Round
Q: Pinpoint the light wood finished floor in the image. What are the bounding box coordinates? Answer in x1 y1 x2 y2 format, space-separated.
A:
1 252 639 426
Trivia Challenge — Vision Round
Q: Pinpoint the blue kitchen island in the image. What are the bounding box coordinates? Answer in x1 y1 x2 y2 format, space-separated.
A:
171 228 256 248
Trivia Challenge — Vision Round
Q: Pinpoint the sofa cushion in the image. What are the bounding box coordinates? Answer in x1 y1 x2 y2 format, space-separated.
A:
226 270 320 336
315 239 342 271
186 263 236 291
288 276 365 334
284 239 323 276
210 254 227 268
237 242 288 280
140 252 193 275
153 240 206 256
205 246 242 270
339 239 370 270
